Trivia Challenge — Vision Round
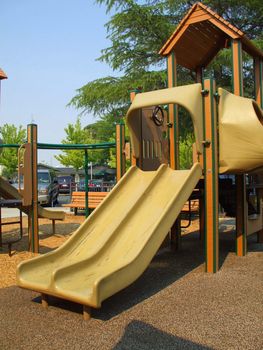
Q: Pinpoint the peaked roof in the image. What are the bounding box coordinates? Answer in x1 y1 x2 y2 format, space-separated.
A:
0 68 7 80
159 2 263 70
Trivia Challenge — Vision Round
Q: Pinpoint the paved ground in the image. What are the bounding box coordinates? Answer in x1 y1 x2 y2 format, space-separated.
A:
0 228 262 350
1 194 71 218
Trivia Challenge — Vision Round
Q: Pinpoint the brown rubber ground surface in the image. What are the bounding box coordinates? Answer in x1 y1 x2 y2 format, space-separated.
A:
0 216 262 350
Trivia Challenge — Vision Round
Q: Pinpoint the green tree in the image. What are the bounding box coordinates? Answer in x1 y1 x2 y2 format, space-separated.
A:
179 133 195 170
84 120 113 165
55 118 110 170
0 124 26 179
55 118 89 171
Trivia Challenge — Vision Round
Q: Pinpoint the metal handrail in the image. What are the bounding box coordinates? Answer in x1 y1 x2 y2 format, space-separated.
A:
0 142 116 150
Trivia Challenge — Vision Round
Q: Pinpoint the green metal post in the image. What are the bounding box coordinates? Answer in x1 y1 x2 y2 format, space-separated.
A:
116 122 126 182
84 150 89 218
37 142 115 150
231 39 247 256
203 78 219 273
27 124 39 253
167 51 181 250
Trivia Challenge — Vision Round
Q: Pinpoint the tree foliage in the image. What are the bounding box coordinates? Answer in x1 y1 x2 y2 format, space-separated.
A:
55 118 109 170
72 0 262 109
0 124 26 179
96 0 262 74
70 71 167 119
55 118 86 171
179 133 195 170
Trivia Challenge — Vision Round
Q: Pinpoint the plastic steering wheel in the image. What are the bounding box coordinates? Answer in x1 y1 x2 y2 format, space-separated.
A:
152 106 164 126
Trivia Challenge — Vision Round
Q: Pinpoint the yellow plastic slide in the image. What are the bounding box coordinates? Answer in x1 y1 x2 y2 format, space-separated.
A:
17 163 202 308
0 176 65 221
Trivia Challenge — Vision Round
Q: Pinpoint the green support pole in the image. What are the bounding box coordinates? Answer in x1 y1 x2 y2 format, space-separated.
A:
37 142 115 150
116 122 126 182
167 51 179 169
203 78 219 273
167 51 181 250
27 124 39 253
231 39 247 256
0 142 116 151
84 150 89 218
254 58 263 243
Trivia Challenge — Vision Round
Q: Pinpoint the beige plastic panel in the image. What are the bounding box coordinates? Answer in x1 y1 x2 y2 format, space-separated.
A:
140 107 169 170
219 88 263 173
37 206 65 221
0 176 65 221
17 163 202 308
126 84 203 158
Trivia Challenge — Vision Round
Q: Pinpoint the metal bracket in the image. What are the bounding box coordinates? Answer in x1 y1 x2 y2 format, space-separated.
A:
201 89 209 96
214 92 220 103
202 140 211 147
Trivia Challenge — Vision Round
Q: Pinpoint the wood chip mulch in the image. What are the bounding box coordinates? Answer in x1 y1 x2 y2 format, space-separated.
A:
0 214 84 288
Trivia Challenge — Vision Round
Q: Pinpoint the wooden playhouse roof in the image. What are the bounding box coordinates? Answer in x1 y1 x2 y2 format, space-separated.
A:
0 68 7 80
159 2 263 71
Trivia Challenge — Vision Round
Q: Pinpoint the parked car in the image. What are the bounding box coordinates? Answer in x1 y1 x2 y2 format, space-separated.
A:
57 175 76 194
12 169 59 206
77 179 115 192
37 169 59 206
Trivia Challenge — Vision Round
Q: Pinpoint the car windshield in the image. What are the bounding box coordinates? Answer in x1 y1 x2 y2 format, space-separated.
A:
13 175 24 184
58 176 71 183
38 172 50 183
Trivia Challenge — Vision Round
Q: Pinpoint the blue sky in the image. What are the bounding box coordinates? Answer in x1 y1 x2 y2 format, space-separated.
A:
0 0 114 165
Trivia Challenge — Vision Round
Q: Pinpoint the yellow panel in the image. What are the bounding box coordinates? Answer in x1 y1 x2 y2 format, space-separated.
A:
17 163 202 308
218 88 263 173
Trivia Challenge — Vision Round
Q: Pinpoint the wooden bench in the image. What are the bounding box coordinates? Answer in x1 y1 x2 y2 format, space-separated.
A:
182 199 199 213
63 191 108 215
0 199 23 256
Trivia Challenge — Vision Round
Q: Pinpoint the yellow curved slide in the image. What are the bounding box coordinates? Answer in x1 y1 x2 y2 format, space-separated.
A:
17 163 202 308
0 176 65 221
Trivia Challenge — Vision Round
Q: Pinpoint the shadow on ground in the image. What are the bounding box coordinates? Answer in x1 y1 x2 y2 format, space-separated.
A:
113 320 212 350
31 231 205 319
31 228 262 320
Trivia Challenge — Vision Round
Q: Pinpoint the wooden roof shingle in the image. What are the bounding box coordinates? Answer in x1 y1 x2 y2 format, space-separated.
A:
159 2 263 70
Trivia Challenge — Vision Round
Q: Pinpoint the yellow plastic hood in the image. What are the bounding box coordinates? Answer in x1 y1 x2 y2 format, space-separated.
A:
126 84 203 157
219 88 263 173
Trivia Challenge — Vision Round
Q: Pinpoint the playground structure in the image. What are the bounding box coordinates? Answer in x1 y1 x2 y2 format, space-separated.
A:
11 2 263 319
158 2 263 263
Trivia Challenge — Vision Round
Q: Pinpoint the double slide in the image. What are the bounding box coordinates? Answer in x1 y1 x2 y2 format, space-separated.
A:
17 163 202 308
15 83 263 308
